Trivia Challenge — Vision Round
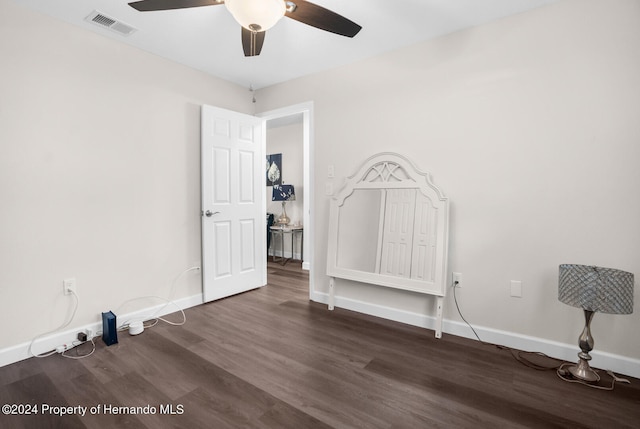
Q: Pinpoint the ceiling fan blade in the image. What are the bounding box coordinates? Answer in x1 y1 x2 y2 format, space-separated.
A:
285 0 361 38
128 0 223 12
242 28 266 57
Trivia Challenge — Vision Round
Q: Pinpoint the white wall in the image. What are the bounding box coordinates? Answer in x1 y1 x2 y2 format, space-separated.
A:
0 0 251 352
255 0 640 366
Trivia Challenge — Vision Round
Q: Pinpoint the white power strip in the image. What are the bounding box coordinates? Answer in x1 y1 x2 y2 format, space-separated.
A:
55 329 94 354
55 343 77 354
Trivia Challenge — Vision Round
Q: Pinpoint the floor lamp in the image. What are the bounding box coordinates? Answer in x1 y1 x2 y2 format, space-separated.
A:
558 264 634 382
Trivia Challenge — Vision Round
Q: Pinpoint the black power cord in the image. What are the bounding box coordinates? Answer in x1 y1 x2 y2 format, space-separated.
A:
450 279 628 390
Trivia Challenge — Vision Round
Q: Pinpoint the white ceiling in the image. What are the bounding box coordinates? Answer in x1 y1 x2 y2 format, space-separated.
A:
14 0 558 89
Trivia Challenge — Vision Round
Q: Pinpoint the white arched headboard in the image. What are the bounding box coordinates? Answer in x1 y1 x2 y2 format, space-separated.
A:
326 152 450 338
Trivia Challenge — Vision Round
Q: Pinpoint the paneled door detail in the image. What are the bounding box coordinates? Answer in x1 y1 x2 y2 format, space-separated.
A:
379 189 417 278
411 193 437 282
201 105 265 302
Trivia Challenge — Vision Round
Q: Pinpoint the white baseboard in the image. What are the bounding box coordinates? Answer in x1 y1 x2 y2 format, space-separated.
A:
6 289 638 380
310 291 640 379
0 293 204 368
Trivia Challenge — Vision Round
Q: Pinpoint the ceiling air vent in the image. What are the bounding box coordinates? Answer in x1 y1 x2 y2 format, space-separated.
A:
85 11 137 37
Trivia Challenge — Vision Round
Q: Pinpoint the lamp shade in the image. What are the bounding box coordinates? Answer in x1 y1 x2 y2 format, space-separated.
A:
272 184 295 202
558 264 634 314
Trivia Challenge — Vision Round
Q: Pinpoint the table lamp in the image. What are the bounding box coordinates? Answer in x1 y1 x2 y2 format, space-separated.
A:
558 264 634 382
272 184 295 226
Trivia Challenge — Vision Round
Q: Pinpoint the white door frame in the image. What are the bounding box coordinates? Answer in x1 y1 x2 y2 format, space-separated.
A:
258 101 314 300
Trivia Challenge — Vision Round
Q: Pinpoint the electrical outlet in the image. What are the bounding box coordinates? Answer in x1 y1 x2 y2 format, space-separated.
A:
63 278 76 295
452 272 462 287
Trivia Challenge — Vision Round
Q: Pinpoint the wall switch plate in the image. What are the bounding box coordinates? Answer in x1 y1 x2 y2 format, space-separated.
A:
325 182 333 196
511 280 522 298
63 278 76 295
327 165 335 178
452 272 462 287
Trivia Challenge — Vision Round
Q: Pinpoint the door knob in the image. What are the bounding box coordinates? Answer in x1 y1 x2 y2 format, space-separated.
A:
204 210 219 217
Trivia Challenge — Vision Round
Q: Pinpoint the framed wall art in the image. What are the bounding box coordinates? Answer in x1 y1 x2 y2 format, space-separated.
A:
266 153 282 186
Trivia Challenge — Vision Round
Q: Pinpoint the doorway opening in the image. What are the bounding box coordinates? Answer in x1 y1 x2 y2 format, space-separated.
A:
259 102 313 299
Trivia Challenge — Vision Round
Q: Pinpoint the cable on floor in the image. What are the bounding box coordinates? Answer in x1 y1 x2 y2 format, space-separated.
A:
28 289 79 358
116 295 187 332
451 279 629 390
114 266 198 331
62 336 96 360
27 266 198 361
452 282 484 344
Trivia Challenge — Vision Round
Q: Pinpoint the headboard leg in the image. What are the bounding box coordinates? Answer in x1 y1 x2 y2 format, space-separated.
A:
435 296 444 338
328 276 335 310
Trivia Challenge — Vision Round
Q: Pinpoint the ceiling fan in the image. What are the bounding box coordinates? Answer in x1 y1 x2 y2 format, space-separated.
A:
128 0 362 57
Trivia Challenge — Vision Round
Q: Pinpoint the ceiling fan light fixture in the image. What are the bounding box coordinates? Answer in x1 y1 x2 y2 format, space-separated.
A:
225 0 286 32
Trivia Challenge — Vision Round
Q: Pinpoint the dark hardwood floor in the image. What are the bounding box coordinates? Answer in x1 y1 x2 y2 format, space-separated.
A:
2 260 639 428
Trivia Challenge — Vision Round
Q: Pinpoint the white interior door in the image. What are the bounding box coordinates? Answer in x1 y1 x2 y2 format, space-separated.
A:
201 105 265 303
411 193 436 282
379 189 416 278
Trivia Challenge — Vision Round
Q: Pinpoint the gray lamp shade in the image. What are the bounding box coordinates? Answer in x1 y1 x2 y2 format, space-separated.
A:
558 264 634 314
